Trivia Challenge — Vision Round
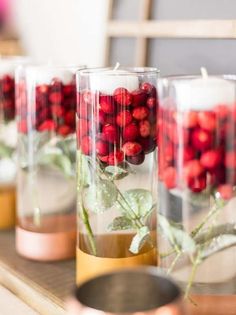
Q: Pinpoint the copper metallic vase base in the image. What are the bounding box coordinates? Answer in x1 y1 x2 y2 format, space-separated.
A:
187 294 236 315
16 226 76 261
0 186 16 229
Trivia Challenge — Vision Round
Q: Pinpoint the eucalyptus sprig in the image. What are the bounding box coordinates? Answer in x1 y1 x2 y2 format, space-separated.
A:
77 150 156 255
159 192 235 299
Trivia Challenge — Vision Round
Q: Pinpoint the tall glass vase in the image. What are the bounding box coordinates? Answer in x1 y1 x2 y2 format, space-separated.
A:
16 65 81 261
0 57 29 229
158 75 236 315
76 67 159 283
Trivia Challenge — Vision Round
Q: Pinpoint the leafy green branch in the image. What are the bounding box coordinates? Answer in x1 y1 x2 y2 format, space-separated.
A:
159 193 235 299
77 151 156 255
0 141 14 159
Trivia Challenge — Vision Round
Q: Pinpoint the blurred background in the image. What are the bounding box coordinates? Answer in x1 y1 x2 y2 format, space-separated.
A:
1 0 236 74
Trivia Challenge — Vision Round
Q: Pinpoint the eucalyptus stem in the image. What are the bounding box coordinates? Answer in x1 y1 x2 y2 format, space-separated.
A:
184 250 201 299
167 251 182 275
195 223 236 244
80 204 97 256
191 197 225 239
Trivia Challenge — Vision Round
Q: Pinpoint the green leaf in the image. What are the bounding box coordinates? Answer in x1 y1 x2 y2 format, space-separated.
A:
201 234 236 260
39 151 73 178
159 214 196 254
0 141 13 158
117 189 153 218
83 179 118 213
104 162 133 180
77 152 91 188
107 216 133 231
57 135 76 163
129 226 150 254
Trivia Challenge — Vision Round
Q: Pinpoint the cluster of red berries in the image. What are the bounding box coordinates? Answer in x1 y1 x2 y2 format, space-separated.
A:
17 78 76 136
0 74 15 122
77 82 157 165
159 104 235 199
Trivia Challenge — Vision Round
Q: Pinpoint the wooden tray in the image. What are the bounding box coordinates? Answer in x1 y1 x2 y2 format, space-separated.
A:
0 230 75 315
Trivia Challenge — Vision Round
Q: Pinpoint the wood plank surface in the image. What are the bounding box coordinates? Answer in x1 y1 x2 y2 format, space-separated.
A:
107 20 236 38
0 230 75 315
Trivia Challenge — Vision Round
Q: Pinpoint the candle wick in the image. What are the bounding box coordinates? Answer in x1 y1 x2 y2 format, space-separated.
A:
113 62 120 71
200 67 208 79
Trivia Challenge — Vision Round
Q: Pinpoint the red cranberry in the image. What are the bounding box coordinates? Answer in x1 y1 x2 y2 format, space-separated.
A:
122 142 142 157
140 82 156 97
65 110 75 126
146 97 156 110
113 88 132 106
139 137 156 154
209 168 226 186
51 104 65 118
38 107 51 122
96 140 109 156
18 120 27 134
131 89 147 107
217 184 233 200
197 112 216 131
2 75 14 93
36 84 49 95
200 150 221 169
139 120 151 137
188 175 206 193
126 151 145 165
183 111 198 128
225 151 236 168
98 110 106 125
108 150 124 165
78 99 91 119
116 110 133 127
164 144 174 163
167 124 189 145
132 106 149 120
57 125 71 137
102 124 118 143
123 123 139 141
184 160 204 179
49 91 63 104
105 114 115 125
38 120 56 132
163 166 177 189
99 94 114 114
63 84 75 97
183 146 195 162
81 135 92 155
192 129 212 151
99 155 109 163
214 104 230 121
77 118 90 138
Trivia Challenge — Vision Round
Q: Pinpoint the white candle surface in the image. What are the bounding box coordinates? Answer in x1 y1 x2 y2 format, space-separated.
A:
175 76 235 111
26 66 74 85
89 70 139 95
0 57 29 77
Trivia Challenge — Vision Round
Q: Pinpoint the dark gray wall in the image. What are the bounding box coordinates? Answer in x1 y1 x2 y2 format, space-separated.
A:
110 0 236 75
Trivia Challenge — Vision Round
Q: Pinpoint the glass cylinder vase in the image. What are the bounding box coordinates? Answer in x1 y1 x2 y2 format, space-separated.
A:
76 67 159 283
158 75 236 315
0 57 29 229
16 65 81 261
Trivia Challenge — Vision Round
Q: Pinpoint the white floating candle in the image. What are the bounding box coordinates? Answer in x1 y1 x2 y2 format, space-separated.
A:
175 68 235 111
26 66 74 85
89 66 139 95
